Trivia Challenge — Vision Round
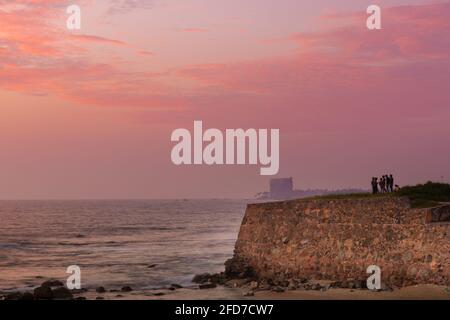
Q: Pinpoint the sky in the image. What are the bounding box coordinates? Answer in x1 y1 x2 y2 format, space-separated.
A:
0 0 449 199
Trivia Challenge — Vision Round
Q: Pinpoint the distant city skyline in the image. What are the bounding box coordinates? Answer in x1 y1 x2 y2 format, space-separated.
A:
1 0 450 199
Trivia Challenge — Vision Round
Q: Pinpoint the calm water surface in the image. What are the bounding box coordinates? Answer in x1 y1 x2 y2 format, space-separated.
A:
0 200 249 291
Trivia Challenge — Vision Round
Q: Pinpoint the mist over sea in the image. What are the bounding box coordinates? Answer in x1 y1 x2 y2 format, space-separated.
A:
0 200 248 291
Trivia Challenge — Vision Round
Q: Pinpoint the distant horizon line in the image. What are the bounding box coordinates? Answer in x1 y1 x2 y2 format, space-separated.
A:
0 197 255 201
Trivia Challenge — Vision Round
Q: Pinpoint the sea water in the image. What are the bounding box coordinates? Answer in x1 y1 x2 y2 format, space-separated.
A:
0 199 248 291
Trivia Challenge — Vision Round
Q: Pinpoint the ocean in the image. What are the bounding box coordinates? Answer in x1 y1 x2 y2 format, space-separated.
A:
0 199 249 291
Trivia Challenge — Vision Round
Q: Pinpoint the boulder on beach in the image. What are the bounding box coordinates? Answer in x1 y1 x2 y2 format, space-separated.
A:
21 292 35 300
41 280 64 288
52 287 73 300
192 272 227 285
34 286 53 300
4 292 25 300
96 286 106 293
192 273 211 284
199 283 217 290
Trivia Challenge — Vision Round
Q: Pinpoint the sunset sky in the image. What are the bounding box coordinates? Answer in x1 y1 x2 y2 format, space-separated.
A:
1 0 449 199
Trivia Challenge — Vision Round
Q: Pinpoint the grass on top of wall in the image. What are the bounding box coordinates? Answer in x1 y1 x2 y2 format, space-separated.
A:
306 182 450 208
397 182 450 208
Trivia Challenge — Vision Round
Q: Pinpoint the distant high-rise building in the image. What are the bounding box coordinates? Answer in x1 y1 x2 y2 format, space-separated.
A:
255 177 366 200
270 178 293 199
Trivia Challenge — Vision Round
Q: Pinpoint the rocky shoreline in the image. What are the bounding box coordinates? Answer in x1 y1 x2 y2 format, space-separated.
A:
0 274 381 301
0 258 448 301
2 275 449 300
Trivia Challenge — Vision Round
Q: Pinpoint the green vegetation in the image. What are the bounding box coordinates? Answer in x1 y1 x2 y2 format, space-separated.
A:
397 182 450 208
302 182 450 208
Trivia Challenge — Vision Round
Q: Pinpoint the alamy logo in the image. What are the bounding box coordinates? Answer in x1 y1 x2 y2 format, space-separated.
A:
367 5 381 30
66 5 81 30
171 121 280 175
66 265 81 290
366 265 381 290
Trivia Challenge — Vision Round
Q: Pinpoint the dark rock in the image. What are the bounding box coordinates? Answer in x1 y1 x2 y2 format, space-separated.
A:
276 280 289 287
34 286 53 300
298 278 308 284
199 283 217 289
271 286 285 293
147 264 157 269
249 281 259 290
20 292 35 300
116 294 124 298
96 286 106 293
41 280 64 288
225 258 255 279
287 282 297 290
121 286 133 292
354 280 365 289
154 292 165 296
5 292 24 300
192 273 211 284
75 297 87 300
170 284 183 289
303 283 312 290
52 287 73 300
209 273 227 285
256 281 271 291
330 281 341 288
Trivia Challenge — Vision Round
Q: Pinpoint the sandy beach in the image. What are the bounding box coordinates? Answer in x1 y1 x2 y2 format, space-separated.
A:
73 284 450 300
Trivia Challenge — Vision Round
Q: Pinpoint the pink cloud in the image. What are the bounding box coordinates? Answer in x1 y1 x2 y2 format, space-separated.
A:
1 1 450 119
171 2 450 136
70 34 127 46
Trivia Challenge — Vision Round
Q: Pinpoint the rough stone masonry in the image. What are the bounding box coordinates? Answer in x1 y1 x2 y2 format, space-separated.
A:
225 197 449 287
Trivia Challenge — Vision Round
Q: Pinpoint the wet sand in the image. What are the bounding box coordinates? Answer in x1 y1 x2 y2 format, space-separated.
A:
78 284 450 300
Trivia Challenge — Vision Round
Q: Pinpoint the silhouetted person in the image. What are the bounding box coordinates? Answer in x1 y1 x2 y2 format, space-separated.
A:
389 174 394 192
371 177 377 194
379 176 386 193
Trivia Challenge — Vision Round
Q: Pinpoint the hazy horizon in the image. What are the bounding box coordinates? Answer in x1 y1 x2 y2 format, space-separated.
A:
1 0 449 199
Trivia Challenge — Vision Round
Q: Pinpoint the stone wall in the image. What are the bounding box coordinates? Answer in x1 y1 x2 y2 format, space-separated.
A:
226 197 449 287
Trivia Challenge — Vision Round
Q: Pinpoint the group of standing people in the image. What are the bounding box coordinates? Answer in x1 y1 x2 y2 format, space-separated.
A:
371 175 396 194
